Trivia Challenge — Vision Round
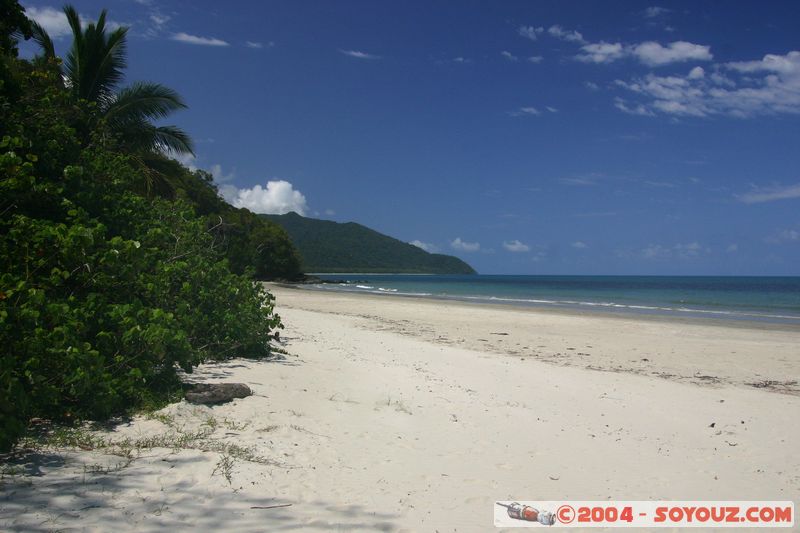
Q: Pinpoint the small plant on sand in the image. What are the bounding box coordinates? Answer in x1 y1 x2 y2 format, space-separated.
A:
202 416 219 430
222 418 249 431
144 411 177 427
212 453 236 485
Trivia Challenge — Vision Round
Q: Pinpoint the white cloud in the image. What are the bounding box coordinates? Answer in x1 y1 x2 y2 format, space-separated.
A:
738 183 800 204
631 41 712 66
172 152 198 171
546 106 558 113
687 66 705 80
509 106 540 117
501 50 518 62
245 41 263 49
450 238 480 252
339 49 380 59
209 163 234 183
572 241 588 249
547 25 586 44
644 6 671 18
726 243 739 253
324 209 336 216
728 51 800 74
527 55 543 63
518 25 544 41
171 32 229 46
225 180 308 215
410 240 439 253
585 81 600 91
453 56 471 63
24 6 70 37
503 240 530 252
576 41 625 64
615 51 800 118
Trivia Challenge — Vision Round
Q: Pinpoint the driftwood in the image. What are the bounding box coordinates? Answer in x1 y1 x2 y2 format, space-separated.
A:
185 383 252 405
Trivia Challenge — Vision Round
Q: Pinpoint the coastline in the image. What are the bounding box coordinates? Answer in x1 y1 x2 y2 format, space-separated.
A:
279 281 800 333
2 284 798 531
289 274 800 327
268 284 800 395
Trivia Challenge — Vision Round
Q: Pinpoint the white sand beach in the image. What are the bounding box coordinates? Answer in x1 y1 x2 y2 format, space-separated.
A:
2 285 799 532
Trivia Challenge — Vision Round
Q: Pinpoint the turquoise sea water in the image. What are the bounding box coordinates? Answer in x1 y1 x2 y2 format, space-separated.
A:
306 275 800 324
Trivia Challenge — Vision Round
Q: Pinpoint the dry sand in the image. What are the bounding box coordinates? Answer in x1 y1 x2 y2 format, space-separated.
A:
2 284 799 531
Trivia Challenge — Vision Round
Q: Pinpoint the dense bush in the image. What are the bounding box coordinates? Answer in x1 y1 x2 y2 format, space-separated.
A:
0 15 287 451
147 158 304 281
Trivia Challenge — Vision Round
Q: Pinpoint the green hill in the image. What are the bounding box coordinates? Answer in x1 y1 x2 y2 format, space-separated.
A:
261 212 476 274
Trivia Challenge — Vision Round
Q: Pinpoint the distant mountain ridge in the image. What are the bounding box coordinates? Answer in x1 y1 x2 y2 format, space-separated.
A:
261 212 476 274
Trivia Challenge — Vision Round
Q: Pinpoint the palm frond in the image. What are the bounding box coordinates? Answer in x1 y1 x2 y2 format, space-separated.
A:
152 125 195 156
91 27 128 106
30 20 56 59
63 5 128 103
113 119 194 157
64 5 82 48
105 82 187 125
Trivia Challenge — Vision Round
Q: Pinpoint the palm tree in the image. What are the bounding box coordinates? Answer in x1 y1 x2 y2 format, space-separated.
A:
30 5 194 157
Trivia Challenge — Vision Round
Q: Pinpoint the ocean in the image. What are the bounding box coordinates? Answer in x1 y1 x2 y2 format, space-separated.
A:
304 274 800 325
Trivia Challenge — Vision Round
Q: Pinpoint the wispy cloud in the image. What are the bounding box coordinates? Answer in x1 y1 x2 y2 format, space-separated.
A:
559 176 597 186
614 97 656 116
544 23 711 67
245 41 264 49
339 49 380 59
503 240 530 252
738 183 800 204
501 50 518 62
171 32 229 46
572 211 617 217
548 25 586 44
572 241 588 249
643 6 671 19
641 241 707 259
450 237 481 252
509 106 540 117
765 229 800 244
150 12 170 28
518 25 544 41
527 55 544 64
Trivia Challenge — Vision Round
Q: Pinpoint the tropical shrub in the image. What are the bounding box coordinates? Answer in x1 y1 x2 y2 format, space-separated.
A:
0 11 286 451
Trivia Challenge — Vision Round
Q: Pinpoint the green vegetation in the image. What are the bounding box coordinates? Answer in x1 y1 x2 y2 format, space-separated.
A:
30 6 194 157
0 3 299 452
263 212 476 274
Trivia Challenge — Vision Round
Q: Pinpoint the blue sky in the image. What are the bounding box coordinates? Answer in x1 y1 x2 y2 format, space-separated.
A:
20 0 800 275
